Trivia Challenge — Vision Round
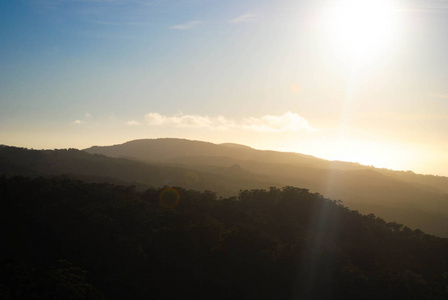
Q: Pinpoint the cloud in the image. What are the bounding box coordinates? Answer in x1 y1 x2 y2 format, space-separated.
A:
169 20 202 30
72 113 94 125
126 120 141 126
145 112 221 129
242 112 315 132
144 111 315 132
230 13 257 24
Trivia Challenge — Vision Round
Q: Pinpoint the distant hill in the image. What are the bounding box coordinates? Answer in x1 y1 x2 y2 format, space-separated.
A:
85 138 448 192
0 145 276 196
1 140 448 237
84 138 448 237
85 138 362 170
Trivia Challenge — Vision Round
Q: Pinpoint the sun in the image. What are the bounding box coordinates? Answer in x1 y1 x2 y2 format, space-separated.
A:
322 0 402 65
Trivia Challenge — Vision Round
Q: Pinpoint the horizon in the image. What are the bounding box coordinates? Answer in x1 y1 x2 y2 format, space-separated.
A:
2 136 444 178
1 0 448 177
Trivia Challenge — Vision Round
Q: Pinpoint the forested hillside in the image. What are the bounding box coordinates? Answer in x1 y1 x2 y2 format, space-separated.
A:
0 145 275 196
3 142 448 237
2 176 448 299
85 139 448 237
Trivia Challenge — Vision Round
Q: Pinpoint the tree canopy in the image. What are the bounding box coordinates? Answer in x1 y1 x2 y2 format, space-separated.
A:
2 176 448 299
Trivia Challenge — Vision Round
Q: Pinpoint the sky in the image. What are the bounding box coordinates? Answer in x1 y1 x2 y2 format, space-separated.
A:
1 0 448 176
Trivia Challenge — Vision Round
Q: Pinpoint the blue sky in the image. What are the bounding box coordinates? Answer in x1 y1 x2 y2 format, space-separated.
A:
1 0 448 176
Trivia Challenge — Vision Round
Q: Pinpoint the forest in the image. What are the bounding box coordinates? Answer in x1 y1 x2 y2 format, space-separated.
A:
3 141 448 238
2 175 448 299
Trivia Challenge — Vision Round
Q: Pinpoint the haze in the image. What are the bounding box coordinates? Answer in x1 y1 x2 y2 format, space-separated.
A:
1 0 448 176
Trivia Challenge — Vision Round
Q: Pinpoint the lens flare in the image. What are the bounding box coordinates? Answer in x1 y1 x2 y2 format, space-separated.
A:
159 187 180 209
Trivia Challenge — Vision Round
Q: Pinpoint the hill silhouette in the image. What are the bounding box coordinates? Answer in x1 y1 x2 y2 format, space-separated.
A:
85 138 362 170
85 138 448 193
84 138 448 237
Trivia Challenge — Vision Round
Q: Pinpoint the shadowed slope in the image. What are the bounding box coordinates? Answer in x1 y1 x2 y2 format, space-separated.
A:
0 145 276 196
84 138 448 237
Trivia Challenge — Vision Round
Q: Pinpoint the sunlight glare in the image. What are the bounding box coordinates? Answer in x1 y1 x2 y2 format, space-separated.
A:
322 0 402 65
310 139 416 171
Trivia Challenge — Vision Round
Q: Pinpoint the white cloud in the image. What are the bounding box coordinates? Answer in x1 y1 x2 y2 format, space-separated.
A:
126 120 141 126
242 112 315 132
169 20 203 30
145 112 218 129
144 111 315 132
73 113 92 125
230 13 257 24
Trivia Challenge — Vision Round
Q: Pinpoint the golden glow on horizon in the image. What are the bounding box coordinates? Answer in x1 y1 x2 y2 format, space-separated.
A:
257 137 427 174
315 140 416 170
322 0 402 65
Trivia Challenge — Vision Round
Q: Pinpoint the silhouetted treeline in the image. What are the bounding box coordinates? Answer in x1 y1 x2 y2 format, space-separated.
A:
1 176 448 299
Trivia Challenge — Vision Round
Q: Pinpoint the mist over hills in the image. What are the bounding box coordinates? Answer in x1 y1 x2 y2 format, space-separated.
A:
1 138 448 237
85 138 448 192
85 138 448 237
0 145 275 196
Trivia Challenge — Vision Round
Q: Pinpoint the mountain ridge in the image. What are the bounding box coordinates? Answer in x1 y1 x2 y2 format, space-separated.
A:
83 138 448 237
2 139 448 237
85 138 369 172
85 138 448 192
